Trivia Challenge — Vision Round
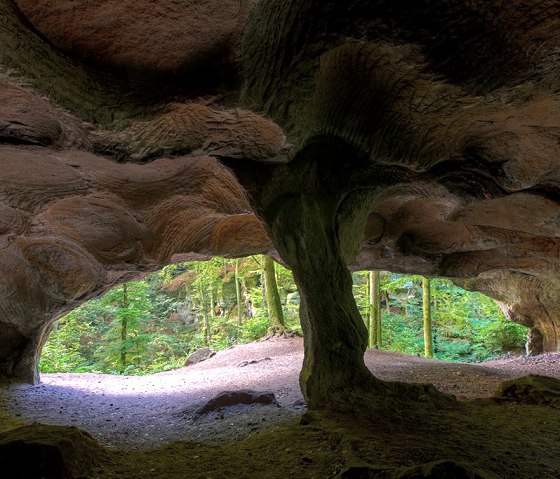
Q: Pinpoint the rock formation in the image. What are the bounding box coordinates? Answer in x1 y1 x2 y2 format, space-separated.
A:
0 0 559 403
0 424 108 478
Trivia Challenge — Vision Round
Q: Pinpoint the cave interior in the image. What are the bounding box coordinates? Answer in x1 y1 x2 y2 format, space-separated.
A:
1 1 560 477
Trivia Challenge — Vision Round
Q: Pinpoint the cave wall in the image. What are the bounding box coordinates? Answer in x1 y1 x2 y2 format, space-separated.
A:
0 0 285 381
240 0 560 352
1 0 560 381
0 135 272 380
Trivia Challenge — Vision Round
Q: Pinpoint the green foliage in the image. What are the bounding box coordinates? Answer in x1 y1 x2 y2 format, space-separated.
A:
40 257 302 375
41 278 188 375
40 316 96 373
381 312 424 356
41 262 526 376
354 275 527 362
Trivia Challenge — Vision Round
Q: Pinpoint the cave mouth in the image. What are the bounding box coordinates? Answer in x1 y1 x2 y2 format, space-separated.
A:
39 262 525 379
39 256 302 377
350 272 528 362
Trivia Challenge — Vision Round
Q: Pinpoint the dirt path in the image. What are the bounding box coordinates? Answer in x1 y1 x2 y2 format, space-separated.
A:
3 337 560 451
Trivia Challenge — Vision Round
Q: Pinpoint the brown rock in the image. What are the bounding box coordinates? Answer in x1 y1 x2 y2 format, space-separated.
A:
0 424 107 479
495 375 560 407
1 0 560 388
0 145 269 381
185 347 216 366
193 390 279 416
14 0 255 76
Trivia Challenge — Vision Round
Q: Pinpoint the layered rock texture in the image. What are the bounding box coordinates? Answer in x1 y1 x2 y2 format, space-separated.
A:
1 0 560 387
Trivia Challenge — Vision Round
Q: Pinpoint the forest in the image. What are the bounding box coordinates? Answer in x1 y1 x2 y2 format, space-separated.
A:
39 257 528 375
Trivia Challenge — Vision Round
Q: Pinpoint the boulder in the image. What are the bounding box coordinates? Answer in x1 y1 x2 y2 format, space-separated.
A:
193 390 279 417
0 424 107 479
185 347 216 366
495 375 560 407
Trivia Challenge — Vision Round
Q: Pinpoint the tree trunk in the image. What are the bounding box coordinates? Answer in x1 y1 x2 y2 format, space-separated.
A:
368 272 375 347
369 271 381 348
423 276 433 358
209 287 215 318
120 283 129 373
199 283 212 346
384 291 391 314
366 272 373 347
263 255 285 333
235 259 243 326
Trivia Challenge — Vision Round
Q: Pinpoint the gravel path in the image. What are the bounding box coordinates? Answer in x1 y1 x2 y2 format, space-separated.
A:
3 337 560 450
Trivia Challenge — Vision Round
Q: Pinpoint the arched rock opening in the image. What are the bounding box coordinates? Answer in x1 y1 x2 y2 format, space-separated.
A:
0 0 559 415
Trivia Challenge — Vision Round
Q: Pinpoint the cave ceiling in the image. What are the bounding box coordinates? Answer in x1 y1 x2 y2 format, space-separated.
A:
1 0 560 380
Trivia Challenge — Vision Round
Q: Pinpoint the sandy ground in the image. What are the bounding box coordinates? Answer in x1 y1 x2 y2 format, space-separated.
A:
3 337 560 451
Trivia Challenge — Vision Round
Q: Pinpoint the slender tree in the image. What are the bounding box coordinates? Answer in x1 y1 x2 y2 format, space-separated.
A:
120 282 129 372
423 276 433 358
367 272 374 347
192 261 217 346
235 258 244 325
262 255 285 333
383 290 391 314
198 282 212 346
209 287 215 318
369 270 381 348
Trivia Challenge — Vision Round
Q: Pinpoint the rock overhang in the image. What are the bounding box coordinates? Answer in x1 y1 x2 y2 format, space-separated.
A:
1 0 560 381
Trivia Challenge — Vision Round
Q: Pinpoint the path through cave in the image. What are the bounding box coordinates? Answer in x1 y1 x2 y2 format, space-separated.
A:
2 337 560 478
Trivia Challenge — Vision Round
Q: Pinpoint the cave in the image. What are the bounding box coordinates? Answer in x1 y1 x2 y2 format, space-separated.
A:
1 0 560 477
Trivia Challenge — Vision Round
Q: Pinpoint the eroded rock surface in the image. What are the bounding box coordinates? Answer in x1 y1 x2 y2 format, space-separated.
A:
13 0 255 77
0 424 107 479
240 0 560 363
192 389 279 417
0 0 560 385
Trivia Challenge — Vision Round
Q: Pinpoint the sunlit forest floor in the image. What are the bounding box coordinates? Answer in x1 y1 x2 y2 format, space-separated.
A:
2 337 560 478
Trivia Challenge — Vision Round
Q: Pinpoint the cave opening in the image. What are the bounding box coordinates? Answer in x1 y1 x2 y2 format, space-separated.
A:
39 266 527 379
39 256 302 377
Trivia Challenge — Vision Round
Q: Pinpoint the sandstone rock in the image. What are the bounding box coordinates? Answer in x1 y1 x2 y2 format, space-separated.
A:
526 328 544 356
0 146 270 381
495 374 560 407
0 424 107 479
185 347 216 366
1 0 560 386
109 103 288 163
14 0 256 76
0 79 89 149
237 357 272 367
193 390 279 416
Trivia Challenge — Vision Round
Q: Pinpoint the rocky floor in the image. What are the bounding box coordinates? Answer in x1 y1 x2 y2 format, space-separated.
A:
2 338 560 478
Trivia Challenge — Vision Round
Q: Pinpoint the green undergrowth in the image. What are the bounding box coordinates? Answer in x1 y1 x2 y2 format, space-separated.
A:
40 257 301 375
40 262 526 376
352 273 526 362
